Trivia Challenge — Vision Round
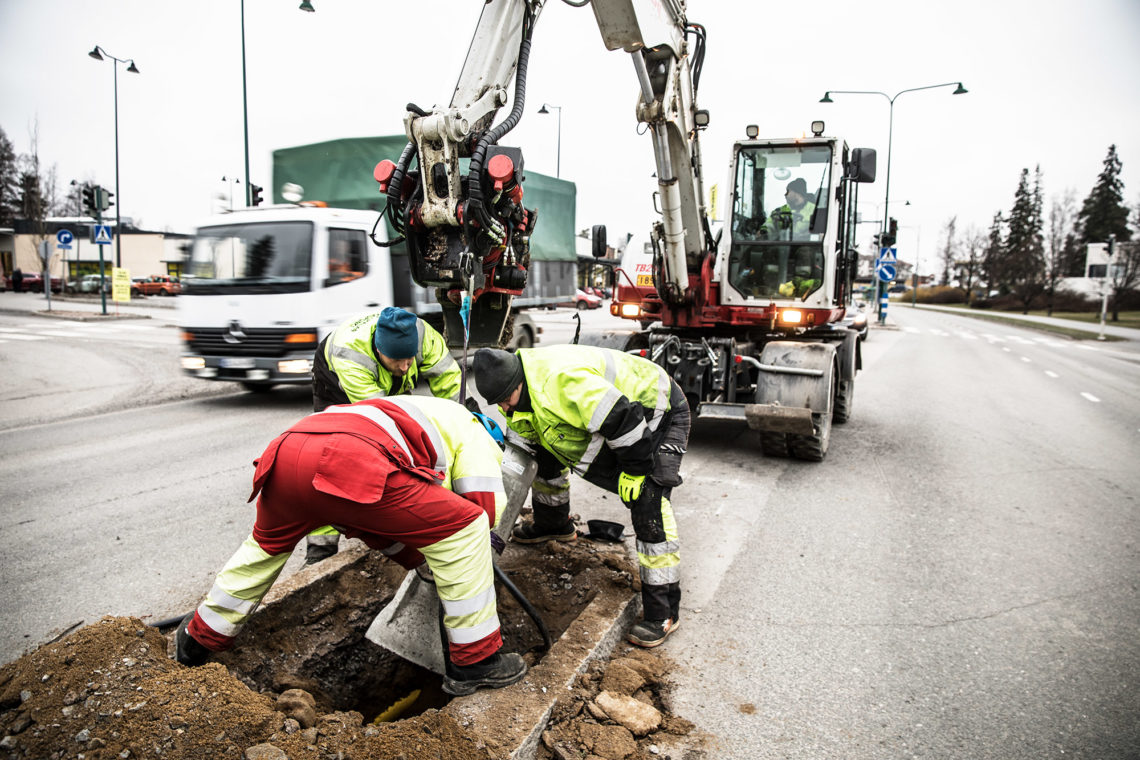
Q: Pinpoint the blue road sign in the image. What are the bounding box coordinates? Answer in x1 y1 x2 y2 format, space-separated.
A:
878 247 897 265
94 224 112 245
876 263 897 282
56 229 74 248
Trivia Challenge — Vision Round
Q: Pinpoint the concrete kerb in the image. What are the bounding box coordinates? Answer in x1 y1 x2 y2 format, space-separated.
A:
252 540 642 760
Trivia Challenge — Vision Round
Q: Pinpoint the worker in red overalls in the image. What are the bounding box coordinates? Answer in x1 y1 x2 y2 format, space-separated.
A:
173 395 525 696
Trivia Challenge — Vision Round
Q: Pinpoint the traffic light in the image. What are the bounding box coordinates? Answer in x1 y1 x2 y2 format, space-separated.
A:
98 187 114 211
250 184 264 207
881 217 898 248
82 185 97 216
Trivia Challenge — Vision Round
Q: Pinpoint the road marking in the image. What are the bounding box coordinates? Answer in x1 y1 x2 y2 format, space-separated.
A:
1007 335 1036 345
930 328 951 336
903 326 921 333
957 332 979 340
1045 370 1059 378
1021 356 1032 363
1080 392 1100 403
0 332 46 341
981 333 1005 343
1002 347 1011 353
36 331 88 338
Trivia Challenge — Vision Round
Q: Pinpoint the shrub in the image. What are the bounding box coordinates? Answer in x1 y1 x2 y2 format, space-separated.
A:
917 286 967 305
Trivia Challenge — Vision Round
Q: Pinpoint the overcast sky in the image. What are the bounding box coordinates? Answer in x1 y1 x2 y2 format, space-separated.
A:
3 0 1139 274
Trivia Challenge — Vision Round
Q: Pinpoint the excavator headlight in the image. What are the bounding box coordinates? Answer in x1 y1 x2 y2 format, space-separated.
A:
745 124 759 139
619 303 642 318
811 120 825 136
779 309 803 325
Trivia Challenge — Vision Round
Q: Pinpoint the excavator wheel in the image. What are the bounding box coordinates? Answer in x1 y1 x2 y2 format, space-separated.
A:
759 432 790 458
787 358 836 461
833 378 854 424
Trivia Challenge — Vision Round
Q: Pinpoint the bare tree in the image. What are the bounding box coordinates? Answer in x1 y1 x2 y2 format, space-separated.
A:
958 227 986 305
938 216 958 286
1105 198 1140 321
1044 190 1077 316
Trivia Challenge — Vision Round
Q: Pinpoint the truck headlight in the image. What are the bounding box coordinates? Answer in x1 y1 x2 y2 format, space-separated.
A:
278 359 313 374
181 357 206 370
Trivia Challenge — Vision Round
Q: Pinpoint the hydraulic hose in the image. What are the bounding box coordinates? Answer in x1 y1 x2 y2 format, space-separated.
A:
493 562 553 652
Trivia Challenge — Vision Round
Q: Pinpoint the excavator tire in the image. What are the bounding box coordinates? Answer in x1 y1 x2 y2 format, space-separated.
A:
833 378 854 424
787 358 836 461
760 431 790 458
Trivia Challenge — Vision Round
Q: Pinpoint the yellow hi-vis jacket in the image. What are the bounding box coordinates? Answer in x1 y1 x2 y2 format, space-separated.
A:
324 312 461 402
505 345 673 477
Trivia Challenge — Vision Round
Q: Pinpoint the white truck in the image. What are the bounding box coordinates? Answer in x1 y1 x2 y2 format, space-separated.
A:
177 203 547 393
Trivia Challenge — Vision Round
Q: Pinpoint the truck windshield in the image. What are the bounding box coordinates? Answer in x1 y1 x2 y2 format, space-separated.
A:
184 222 313 294
728 144 831 301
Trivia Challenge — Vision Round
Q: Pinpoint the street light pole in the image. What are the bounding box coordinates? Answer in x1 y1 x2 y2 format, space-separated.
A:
239 1 315 206
88 46 139 269
821 82 966 322
538 103 562 178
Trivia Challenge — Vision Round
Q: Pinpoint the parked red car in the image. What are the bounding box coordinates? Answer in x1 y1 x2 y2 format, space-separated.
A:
2 272 63 293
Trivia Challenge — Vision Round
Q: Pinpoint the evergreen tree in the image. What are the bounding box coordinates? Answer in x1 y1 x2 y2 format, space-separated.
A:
1004 167 1046 312
982 212 1006 295
0 127 19 226
1077 144 1131 245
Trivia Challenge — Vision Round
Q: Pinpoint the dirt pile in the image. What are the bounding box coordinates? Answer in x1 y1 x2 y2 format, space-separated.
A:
537 648 705 760
0 537 703 759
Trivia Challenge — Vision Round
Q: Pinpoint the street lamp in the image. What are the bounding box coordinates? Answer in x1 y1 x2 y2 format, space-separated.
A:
239 2 315 206
88 45 140 269
821 82 967 322
538 103 562 178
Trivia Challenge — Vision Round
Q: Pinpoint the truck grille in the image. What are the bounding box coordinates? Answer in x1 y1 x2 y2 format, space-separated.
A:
183 327 315 357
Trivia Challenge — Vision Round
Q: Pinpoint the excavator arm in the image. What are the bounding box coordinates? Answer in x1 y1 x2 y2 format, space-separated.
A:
374 0 709 348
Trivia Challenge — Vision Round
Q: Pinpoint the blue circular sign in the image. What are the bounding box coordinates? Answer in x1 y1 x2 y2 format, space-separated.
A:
56 229 74 246
876 264 896 283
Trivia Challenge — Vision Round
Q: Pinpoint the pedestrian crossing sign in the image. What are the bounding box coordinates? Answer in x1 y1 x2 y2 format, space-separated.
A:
94 224 112 245
878 247 897 265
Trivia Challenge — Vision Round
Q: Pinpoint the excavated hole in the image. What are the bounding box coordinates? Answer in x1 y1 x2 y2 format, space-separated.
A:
211 538 637 723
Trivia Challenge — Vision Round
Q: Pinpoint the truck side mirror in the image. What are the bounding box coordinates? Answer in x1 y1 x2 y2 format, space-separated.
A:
592 225 608 258
848 148 877 183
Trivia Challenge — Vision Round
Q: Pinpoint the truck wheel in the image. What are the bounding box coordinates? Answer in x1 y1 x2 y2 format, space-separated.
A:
760 432 790 457
833 378 854 424
788 359 836 461
241 382 275 394
513 325 534 348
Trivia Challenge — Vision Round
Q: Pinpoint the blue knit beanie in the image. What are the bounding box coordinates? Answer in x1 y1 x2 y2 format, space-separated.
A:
373 307 419 359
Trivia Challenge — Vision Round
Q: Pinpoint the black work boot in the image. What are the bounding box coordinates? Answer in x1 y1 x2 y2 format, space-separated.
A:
627 616 680 648
511 519 577 544
174 613 213 667
304 539 339 566
442 651 528 696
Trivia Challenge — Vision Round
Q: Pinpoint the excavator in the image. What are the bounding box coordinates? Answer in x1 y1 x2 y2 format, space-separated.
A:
366 0 875 674
374 0 875 463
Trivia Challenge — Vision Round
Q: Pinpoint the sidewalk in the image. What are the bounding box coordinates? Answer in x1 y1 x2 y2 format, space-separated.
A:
896 301 1140 342
0 290 178 323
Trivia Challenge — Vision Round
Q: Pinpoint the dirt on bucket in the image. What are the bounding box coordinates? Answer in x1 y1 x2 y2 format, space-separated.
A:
0 530 705 760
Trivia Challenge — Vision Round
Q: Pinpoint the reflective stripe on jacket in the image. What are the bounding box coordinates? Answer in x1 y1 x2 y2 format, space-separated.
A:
505 345 672 477
323 312 461 403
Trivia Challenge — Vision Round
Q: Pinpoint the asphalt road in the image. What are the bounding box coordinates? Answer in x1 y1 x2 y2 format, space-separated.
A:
1 295 1138 757
668 306 1140 759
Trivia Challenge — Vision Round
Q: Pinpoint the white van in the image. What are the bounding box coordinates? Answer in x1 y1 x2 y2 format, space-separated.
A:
178 204 544 392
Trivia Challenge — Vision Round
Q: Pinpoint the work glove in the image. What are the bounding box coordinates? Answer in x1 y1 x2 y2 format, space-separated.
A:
617 472 646 505
490 531 506 555
174 613 212 667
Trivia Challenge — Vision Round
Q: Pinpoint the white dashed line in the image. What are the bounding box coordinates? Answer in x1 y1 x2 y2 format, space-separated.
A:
1020 356 1032 363
0 332 45 341
1080 392 1101 403
1044 370 1059 378
1002 347 1011 352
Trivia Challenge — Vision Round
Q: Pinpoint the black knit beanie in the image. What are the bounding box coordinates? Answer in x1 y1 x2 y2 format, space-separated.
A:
473 348 524 405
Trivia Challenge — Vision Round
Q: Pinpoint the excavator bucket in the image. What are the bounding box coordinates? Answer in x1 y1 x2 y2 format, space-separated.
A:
365 442 537 675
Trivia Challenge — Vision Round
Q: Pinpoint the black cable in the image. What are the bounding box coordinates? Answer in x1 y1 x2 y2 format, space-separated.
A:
148 613 189 631
493 562 553 652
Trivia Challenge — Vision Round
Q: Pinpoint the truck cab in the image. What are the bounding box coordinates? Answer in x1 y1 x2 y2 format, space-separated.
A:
178 203 546 392
178 204 419 391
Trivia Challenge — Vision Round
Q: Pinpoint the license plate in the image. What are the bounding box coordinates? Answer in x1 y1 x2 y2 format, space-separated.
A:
636 274 655 287
220 357 256 369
